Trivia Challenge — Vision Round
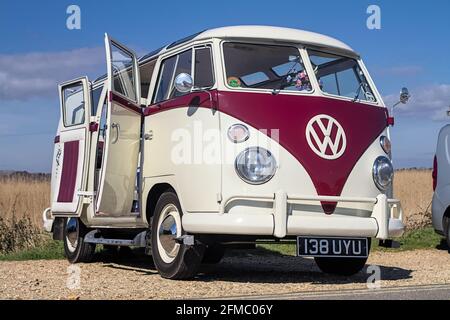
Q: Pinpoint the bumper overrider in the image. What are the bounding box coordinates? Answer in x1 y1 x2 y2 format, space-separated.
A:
183 192 404 240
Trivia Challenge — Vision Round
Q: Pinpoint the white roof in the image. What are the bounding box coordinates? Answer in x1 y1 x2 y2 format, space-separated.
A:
193 25 356 56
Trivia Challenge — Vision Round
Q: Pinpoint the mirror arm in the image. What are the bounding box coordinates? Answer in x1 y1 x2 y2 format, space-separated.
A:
392 101 401 109
191 87 216 110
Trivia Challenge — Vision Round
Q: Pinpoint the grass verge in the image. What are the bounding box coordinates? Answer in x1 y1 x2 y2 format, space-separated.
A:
0 239 64 261
0 227 445 261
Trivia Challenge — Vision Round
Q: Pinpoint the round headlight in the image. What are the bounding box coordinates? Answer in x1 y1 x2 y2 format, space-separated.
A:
380 136 391 155
373 156 394 190
235 147 277 184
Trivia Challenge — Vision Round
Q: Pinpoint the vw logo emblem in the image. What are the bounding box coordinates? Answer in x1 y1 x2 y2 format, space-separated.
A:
306 114 347 160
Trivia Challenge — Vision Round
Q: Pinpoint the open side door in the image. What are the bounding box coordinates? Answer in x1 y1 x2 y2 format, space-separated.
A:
95 34 142 217
51 77 91 215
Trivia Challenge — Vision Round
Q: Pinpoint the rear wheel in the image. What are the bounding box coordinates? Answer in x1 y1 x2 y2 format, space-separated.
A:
314 238 370 276
151 191 204 279
63 218 96 263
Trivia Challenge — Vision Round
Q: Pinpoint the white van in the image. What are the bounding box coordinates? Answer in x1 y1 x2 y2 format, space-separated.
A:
432 125 450 248
43 26 408 279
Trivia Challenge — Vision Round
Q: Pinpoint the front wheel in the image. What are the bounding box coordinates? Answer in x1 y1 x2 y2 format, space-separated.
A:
314 238 371 276
63 218 96 263
314 256 368 276
151 191 204 279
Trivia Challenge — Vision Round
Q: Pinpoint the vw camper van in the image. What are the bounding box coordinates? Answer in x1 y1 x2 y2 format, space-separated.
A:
43 26 407 279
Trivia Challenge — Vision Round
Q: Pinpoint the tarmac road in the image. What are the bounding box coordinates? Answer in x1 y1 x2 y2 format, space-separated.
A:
219 284 450 300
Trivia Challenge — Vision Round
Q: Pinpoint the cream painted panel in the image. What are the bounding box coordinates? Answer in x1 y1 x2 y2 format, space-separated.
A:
96 103 141 216
339 130 390 214
50 141 61 205
143 107 221 212
219 113 319 215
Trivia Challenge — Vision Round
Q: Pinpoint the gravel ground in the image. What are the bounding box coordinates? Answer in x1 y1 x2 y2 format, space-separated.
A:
0 248 449 300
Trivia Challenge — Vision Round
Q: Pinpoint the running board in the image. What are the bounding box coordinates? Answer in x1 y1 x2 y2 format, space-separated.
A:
84 230 147 247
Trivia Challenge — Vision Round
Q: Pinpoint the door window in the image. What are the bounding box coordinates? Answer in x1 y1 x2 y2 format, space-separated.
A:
111 43 137 102
170 50 192 99
153 45 214 104
153 55 177 103
194 47 214 88
62 82 85 127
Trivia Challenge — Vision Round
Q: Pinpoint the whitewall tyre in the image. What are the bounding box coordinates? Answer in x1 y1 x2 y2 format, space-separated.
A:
151 191 205 280
63 218 96 263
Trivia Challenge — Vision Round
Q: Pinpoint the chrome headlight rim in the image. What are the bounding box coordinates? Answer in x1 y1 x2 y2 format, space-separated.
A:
227 123 250 143
234 147 277 185
372 156 394 191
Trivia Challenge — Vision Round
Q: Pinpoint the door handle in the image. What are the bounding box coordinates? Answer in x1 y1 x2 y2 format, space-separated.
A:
111 122 120 144
144 130 153 140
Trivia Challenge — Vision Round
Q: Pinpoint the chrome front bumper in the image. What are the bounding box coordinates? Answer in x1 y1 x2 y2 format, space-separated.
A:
42 207 54 233
182 192 404 240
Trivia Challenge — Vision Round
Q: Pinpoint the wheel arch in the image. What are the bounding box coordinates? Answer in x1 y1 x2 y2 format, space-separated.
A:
145 183 177 225
445 206 450 219
443 206 450 234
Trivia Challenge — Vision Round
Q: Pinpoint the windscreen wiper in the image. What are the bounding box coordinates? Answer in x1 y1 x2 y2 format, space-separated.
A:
352 82 368 102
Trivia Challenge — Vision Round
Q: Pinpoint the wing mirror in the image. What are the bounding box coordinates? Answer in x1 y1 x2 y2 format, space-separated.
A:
174 73 215 110
399 87 411 104
393 87 411 108
174 73 194 93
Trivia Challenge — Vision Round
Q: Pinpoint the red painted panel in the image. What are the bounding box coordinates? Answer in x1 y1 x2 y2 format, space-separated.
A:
218 91 388 213
57 140 79 203
89 122 99 132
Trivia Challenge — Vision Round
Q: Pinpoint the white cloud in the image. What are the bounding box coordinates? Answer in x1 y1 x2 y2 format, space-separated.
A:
383 84 450 121
0 47 105 101
373 66 423 77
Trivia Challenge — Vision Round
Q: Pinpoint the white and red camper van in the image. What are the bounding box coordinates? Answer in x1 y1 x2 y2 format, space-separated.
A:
43 26 408 279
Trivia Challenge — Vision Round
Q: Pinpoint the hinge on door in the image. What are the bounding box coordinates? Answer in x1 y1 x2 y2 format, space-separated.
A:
77 191 96 197
217 193 222 203
77 191 96 204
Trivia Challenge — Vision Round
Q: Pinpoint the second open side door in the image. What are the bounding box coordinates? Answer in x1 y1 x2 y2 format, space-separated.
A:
95 35 142 217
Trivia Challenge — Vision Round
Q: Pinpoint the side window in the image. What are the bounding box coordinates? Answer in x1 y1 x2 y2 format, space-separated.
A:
63 82 85 127
140 60 156 99
194 47 214 88
91 86 103 116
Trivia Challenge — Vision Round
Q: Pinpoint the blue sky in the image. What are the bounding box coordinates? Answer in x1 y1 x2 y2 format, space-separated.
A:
0 0 449 172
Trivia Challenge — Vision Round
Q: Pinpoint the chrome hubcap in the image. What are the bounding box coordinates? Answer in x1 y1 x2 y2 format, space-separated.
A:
157 204 181 263
65 218 79 253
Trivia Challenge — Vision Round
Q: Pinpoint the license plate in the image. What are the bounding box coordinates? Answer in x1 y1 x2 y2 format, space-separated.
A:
297 236 368 258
